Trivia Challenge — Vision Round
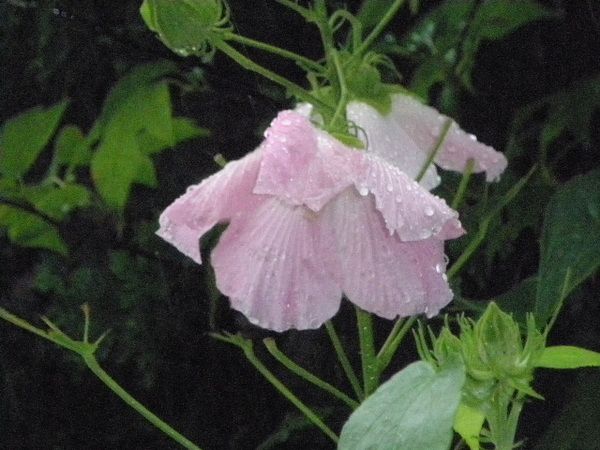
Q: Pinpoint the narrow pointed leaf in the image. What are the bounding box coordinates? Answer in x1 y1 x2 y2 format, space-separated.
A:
536 346 600 369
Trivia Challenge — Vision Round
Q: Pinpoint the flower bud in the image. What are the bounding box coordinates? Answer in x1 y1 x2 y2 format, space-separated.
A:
140 0 231 57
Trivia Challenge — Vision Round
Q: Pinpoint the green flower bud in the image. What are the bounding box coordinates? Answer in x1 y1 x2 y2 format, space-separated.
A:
140 0 231 58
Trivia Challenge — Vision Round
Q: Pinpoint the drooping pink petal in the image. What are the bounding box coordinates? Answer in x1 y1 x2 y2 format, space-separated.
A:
354 153 464 241
389 94 508 182
156 150 263 264
347 101 442 190
211 198 342 331
324 190 453 319
254 111 361 211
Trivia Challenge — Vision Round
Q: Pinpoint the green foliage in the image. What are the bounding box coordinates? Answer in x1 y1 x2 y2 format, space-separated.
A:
338 360 465 450
536 346 600 370
91 61 208 208
535 169 600 324
0 100 68 178
395 0 554 100
0 205 67 254
453 403 485 450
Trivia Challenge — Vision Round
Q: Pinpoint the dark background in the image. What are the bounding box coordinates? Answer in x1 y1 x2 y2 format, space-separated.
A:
1 0 599 448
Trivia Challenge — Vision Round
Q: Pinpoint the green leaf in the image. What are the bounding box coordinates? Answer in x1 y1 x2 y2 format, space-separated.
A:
536 346 600 369
0 100 68 178
91 127 143 209
453 403 485 450
22 183 91 221
338 360 466 450
54 125 92 168
0 204 67 254
535 169 600 324
493 276 537 326
138 116 209 155
356 0 396 30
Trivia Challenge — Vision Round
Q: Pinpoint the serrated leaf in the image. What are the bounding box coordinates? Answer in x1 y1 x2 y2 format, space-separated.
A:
338 360 465 450
535 169 600 324
536 346 600 369
0 100 68 178
0 204 67 254
55 125 92 168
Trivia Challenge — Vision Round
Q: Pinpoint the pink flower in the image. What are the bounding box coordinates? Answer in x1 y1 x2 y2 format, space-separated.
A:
157 110 468 331
346 93 508 190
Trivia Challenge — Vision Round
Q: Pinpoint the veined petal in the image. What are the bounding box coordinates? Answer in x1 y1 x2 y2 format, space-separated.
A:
211 198 342 331
156 150 263 264
254 111 360 211
347 101 441 190
390 94 508 182
355 153 464 241
325 190 453 319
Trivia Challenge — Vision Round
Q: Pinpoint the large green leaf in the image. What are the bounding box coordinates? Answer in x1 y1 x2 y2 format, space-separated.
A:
0 204 67 255
338 360 465 450
22 183 91 221
54 125 92 168
0 100 68 178
535 169 600 324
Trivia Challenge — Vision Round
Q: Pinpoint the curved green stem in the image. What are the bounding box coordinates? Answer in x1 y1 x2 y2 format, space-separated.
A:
355 307 379 396
451 159 475 210
217 335 338 444
264 338 359 409
329 50 349 131
416 117 453 182
83 355 201 450
0 308 202 450
325 321 364 400
355 0 407 57
223 32 323 72
376 316 418 374
214 40 334 112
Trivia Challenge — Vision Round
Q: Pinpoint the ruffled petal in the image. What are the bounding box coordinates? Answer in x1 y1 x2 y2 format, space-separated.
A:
347 101 441 190
389 94 508 182
156 150 263 264
211 198 342 331
355 153 464 241
324 190 453 319
254 111 360 211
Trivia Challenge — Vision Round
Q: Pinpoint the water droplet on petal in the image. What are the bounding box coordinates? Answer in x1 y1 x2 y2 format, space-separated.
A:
468 133 477 141
435 263 443 273
424 206 435 216
358 186 369 196
386 183 393 192
281 119 292 126
442 274 448 281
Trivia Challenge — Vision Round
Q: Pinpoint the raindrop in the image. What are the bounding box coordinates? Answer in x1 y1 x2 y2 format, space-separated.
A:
281 119 292 126
468 133 477 141
435 263 443 273
395 195 403 203
386 183 393 192
418 229 432 239
442 274 448 281
424 206 435 217
358 186 369 196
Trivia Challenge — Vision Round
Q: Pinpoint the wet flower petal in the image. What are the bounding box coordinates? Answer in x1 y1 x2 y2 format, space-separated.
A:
211 198 342 331
324 190 453 319
254 110 361 211
156 150 262 263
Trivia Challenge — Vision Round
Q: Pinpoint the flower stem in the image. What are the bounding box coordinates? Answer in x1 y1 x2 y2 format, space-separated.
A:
451 159 475 210
220 335 339 444
0 308 202 450
355 307 379 396
416 117 453 182
83 355 201 450
214 40 334 113
263 338 359 409
355 0 407 57
223 32 323 72
325 321 364 400
376 316 418 374
329 50 349 131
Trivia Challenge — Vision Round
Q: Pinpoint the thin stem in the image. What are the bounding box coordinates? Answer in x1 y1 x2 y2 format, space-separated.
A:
237 340 339 443
451 159 475 210
355 0 407 57
325 321 364 400
83 355 201 450
416 118 453 182
355 307 379 396
214 40 334 112
377 316 418 373
223 32 323 72
263 338 359 409
329 50 348 131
